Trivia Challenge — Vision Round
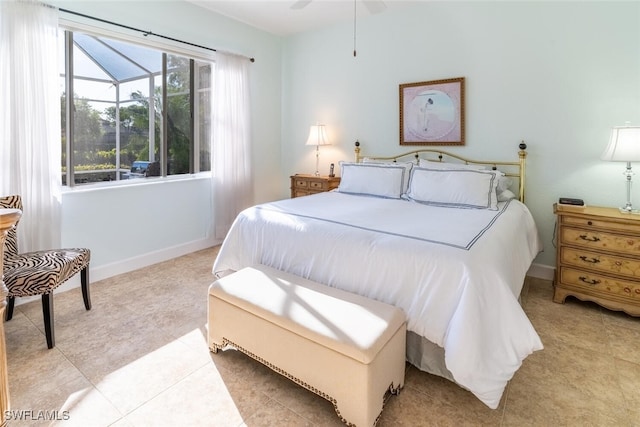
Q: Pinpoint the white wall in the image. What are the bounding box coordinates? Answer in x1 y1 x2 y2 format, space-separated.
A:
47 1 284 286
61 177 214 277
281 1 640 273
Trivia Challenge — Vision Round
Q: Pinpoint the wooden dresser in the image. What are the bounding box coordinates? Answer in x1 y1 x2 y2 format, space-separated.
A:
1 208 22 427
553 203 640 316
290 174 340 198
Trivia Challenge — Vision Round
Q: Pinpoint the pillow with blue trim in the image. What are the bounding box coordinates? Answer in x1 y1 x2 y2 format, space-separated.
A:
407 167 499 210
362 158 413 194
419 159 512 195
338 162 408 199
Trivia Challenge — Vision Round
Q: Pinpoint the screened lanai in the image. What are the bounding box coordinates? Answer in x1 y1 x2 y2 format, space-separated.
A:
60 29 210 185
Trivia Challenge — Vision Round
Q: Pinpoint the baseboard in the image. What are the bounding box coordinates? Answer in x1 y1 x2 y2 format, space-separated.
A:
526 262 555 281
14 237 221 306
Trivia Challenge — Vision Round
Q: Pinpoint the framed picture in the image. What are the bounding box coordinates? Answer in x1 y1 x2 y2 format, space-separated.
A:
399 77 465 146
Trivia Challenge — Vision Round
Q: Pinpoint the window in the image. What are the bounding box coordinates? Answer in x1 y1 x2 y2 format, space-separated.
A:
60 29 212 186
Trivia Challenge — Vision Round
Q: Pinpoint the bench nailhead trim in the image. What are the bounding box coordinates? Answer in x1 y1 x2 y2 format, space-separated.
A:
211 339 402 426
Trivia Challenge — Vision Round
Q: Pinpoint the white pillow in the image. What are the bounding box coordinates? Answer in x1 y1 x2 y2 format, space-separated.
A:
418 159 486 170
498 189 517 202
338 162 407 199
418 159 513 194
362 158 413 194
407 168 499 210
496 174 512 193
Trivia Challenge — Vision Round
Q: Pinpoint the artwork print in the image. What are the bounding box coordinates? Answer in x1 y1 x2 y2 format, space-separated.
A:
400 77 464 145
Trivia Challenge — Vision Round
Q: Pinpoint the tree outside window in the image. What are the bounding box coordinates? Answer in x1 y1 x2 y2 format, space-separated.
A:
60 30 212 186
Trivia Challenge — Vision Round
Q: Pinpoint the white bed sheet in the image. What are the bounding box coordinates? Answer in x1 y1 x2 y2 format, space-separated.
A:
212 191 543 409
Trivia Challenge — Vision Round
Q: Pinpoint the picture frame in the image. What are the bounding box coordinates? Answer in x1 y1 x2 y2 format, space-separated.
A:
399 77 465 146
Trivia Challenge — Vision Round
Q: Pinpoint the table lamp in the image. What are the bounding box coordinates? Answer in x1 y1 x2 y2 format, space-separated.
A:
306 124 331 176
601 124 640 213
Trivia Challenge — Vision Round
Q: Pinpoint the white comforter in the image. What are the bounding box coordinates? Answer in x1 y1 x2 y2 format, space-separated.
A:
212 191 543 409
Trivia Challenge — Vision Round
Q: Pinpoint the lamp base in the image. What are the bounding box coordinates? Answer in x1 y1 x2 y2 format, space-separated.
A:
619 206 640 214
619 163 638 214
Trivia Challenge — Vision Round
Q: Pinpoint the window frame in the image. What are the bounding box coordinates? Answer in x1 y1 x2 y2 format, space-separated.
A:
59 18 215 188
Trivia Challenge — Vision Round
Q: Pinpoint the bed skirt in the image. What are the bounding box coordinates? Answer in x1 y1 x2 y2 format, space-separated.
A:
406 331 456 384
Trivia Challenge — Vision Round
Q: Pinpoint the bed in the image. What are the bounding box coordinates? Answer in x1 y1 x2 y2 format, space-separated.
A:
212 141 543 409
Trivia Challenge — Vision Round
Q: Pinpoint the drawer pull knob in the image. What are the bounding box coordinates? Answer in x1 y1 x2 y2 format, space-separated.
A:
635 289 640 294
579 234 600 242
587 221 593 226
579 276 601 285
624 287 631 293
579 256 600 264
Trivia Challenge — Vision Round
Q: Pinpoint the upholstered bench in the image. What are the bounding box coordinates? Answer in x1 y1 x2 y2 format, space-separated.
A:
208 265 406 426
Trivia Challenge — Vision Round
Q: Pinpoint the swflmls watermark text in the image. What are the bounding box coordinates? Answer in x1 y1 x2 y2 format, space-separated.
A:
4 410 70 421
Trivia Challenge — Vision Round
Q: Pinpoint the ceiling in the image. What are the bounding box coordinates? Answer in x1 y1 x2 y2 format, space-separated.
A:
186 0 412 36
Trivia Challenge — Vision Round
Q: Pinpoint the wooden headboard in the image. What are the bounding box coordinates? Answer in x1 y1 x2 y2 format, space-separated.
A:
354 141 528 203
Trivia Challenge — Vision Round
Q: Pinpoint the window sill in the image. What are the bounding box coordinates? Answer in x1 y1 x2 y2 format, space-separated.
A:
62 172 212 194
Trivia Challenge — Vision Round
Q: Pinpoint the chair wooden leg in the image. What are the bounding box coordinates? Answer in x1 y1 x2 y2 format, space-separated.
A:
81 266 91 310
4 297 15 322
41 293 55 349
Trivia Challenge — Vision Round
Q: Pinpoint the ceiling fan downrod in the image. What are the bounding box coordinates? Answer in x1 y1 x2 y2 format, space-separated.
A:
353 0 357 57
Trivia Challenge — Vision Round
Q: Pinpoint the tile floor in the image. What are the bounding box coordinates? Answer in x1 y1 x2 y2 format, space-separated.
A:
4 246 640 426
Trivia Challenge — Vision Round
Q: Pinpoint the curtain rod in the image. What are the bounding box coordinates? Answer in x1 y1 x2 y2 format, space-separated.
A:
58 7 255 63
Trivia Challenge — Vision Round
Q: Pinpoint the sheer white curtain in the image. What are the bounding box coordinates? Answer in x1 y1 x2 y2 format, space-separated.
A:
211 52 253 239
0 0 61 251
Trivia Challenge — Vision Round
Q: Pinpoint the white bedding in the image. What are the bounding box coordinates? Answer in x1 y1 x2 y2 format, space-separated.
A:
212 191 543 409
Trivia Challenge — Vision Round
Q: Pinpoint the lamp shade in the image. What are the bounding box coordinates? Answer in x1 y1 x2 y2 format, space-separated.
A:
305 124 331 146
601 125 640 162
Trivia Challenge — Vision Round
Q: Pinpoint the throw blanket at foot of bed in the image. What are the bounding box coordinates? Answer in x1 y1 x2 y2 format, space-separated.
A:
208 265 407 426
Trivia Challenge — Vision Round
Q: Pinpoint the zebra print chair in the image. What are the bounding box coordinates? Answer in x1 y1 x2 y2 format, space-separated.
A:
0 195 91 349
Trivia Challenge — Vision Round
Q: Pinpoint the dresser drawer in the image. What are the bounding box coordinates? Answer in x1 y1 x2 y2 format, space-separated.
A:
309 180 325 190
293 179 309 189
562 215 640 234
560 227 640 254
560 246 640 278
293 189 310 198
559 266 640 301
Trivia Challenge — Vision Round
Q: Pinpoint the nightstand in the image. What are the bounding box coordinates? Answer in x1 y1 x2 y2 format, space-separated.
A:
290 174 340 198
553 203 640 316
